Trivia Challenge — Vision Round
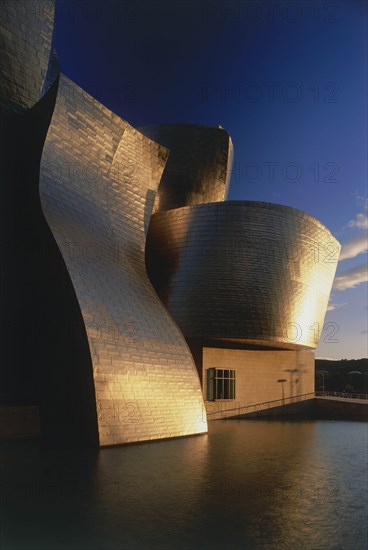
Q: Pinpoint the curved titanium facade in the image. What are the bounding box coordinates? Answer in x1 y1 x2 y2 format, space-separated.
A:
138 124 233 213
1 0 206 445
146 201 340 350
40 76 206 445
0 1 87 438
0 0 55 110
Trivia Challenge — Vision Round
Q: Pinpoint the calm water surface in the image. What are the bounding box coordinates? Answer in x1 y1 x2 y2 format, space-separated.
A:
1 420 367 549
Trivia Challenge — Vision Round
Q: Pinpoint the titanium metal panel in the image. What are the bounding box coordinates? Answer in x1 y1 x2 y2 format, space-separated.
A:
0 0 88 435
0 0 55 110
146 201 340 350
40 76 207 445
138 124 233 213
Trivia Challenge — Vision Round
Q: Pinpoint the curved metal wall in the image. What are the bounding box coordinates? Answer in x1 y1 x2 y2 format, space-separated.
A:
138 124 233 213
0 0 103 445
0 0 55 110
40 75 207 445
146 201 340 350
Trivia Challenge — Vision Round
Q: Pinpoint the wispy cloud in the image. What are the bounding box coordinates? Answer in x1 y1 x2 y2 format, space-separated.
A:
361 330 367 335
347 212 368 230
339 234 368 260
327 302 347 311
333 263 368 290
346 199 368 229
355 192 367 204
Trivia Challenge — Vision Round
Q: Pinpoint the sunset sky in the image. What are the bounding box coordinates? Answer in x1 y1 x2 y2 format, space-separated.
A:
54 0 367 359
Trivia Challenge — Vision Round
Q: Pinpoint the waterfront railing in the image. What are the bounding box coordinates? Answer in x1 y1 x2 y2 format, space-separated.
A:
315 391 368 400
206 390 368 417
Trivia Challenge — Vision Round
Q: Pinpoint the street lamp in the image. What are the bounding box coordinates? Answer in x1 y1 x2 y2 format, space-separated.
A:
320 370 329 394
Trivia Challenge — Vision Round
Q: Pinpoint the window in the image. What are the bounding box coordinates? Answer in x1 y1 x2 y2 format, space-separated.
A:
206 368 236 400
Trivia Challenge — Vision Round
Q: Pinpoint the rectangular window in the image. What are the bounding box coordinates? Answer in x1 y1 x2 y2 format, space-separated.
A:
206 368 236 400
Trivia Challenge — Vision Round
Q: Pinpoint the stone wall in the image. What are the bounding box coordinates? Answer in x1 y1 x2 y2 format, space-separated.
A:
202 347 315 419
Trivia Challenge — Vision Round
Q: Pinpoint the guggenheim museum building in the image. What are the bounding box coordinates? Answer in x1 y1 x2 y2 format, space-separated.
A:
0 1 340 446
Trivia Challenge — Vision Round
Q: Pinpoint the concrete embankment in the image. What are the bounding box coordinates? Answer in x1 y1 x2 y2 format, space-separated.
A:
313 397 368 420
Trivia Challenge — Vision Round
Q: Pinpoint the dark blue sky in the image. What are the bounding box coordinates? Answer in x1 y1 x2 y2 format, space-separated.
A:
54 0 367 359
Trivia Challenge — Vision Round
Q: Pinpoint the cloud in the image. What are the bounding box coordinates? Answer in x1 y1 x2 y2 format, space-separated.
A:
361 330 367 335
327 302 347 311
339 234 368 260
355 193 367 204
347 212 368 229
333 263 368 290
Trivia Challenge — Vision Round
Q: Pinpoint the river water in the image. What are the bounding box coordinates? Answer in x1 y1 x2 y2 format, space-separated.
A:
1 420 367 549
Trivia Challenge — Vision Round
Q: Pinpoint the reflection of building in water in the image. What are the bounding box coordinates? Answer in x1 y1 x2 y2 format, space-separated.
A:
0 0 339 445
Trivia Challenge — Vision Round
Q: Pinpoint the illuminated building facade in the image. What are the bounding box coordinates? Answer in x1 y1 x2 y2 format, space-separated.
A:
0 0 340 444
0 0 206 445
145 198 340 416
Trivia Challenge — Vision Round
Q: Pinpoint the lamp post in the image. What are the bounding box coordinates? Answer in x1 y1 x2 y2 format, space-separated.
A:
320 370 329 394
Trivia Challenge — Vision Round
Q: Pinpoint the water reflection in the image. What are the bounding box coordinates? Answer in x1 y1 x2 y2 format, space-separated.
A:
1 420 367 549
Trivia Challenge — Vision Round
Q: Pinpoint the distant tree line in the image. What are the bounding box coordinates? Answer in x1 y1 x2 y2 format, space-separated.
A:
315 358 368 393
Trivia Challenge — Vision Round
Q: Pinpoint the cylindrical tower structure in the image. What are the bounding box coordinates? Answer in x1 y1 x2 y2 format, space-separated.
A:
146 201 340 350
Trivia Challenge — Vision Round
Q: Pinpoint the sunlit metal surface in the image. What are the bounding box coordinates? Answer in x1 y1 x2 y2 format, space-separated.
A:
40 75 207 445
138 124 233 213
146 201 341 350
0 0 207 446
0 0 341 444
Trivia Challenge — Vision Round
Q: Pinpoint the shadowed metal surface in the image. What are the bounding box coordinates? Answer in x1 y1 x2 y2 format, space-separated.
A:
0 0 99 442
40 75 207 445
138 124 233 213
0 0 55 111
0 0 206 445
146 201 340 350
